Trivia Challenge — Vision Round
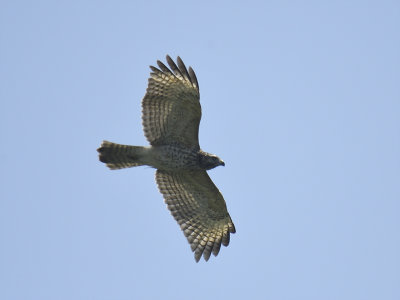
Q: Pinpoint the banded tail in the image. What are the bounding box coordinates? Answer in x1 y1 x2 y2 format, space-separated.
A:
97 141 146 170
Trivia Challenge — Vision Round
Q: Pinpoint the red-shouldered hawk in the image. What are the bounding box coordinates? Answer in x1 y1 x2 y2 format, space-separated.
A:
97 56 235 262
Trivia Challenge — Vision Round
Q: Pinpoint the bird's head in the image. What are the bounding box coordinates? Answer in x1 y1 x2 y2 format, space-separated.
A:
198 151 225 170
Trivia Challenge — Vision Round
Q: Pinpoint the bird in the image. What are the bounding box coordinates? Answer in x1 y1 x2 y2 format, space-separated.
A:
97 55 235 262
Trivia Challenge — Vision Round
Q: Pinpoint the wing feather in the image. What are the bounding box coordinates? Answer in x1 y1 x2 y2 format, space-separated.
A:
177 56 192 83
156 60 174 75
142 55 201 148
188 67 199 90
166 55 183 79
155 170 235 262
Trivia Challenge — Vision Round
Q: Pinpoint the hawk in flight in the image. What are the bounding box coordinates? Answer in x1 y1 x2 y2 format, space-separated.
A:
97 55 235 262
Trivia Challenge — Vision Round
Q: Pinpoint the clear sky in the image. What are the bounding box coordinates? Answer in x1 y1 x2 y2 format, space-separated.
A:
1 1 399 299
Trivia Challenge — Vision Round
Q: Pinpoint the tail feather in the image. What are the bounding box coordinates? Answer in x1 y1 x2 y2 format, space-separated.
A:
97 140 146 170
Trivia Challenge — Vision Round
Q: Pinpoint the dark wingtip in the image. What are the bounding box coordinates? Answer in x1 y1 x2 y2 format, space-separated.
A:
149 65 160 73
230 218 236 233
156 60 173 74
166 54 174 67
203 252 211 262
176 56 191 82
165 55 183 78
156 55 199 92
188 66 199 91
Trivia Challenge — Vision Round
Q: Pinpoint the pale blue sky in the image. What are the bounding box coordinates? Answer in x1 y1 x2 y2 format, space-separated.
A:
1 1 399 299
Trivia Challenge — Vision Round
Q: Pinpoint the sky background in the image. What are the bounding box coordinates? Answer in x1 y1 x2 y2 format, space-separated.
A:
1 1 399 299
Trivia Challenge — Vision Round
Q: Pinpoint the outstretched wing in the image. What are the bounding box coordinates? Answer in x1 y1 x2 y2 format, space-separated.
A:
156 170 236 262
142 55 201 149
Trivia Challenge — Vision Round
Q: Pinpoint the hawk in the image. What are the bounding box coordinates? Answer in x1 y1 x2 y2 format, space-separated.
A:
97 55 235 262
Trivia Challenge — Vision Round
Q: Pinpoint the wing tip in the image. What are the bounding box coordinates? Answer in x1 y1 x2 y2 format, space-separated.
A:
148 55 199 92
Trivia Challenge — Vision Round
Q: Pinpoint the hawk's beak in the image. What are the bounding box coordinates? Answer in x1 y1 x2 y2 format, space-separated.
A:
221 161 225 166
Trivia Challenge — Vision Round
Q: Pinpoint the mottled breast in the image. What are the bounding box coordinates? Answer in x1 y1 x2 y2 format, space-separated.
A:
149 145 200 171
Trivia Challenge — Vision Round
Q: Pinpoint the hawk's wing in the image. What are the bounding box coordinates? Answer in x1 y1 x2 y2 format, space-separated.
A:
156 170 235 262
142 55 201 149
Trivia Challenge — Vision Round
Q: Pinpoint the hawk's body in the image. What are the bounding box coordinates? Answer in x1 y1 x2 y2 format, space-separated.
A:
98 56 235 262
